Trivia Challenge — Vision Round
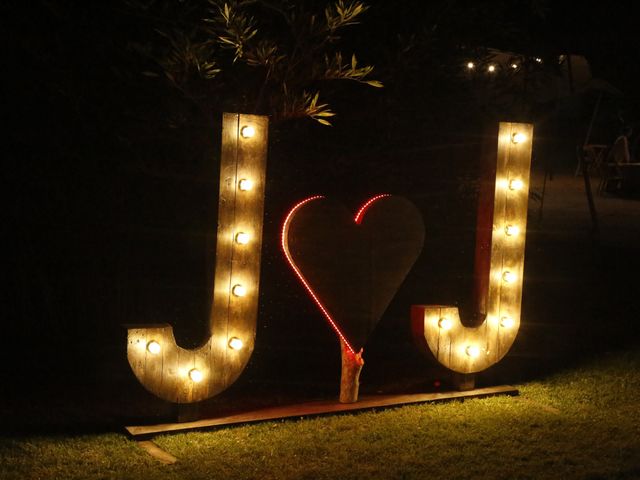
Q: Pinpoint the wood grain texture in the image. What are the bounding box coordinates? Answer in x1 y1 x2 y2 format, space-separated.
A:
127 114 268 403
413 122 533 374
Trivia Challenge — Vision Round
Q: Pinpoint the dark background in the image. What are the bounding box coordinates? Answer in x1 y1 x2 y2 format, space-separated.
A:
3 1 640 431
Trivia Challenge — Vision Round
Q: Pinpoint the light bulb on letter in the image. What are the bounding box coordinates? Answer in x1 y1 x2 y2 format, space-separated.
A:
509 179 524 191
235 232 250 245
238 178 253 191
500 316 515 328
232 284 247 297
189 368 203 383
505 224 520 237
502 271 517 284
146 340 161 355
438 317 452 330
240 125 255 138
228 337 243 350
512 132 526 144
466 345 480 358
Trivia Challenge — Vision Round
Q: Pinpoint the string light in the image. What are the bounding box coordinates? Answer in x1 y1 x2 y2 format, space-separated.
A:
466 345 481 358
466 61 475 70
505 224 520 237
500 316 515 328
502 271 517 284
487 64 496 73
511 132 526 144
146 340 161 355
235 232 250 245
438 317 452 330
240 125 255 138
534 57 543 63
228 337 243 350
232 284 247 297
238 178 253 191
509 179 524 191
188 368 203 383
511 63 518 69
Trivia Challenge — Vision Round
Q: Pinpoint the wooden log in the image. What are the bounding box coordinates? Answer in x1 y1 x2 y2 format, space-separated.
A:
339 339 364 403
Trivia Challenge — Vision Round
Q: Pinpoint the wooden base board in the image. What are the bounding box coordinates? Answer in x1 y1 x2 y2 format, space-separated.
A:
125 385 518 438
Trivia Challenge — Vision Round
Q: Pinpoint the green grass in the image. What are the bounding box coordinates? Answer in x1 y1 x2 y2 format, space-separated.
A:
2 351 640 480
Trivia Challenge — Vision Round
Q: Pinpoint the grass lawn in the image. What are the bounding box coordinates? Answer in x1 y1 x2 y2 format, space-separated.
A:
1 350 639 480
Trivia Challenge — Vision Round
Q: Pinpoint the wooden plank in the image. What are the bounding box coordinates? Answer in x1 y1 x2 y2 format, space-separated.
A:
125 386 519 438
136 440 178 464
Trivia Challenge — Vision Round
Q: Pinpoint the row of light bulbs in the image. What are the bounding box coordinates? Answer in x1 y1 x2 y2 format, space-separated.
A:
144 335 244 383
466 57 543 73
436 130 527 360
144 124 259 384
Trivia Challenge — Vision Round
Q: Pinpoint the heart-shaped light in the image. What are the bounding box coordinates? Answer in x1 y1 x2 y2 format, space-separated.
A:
282 195 425 353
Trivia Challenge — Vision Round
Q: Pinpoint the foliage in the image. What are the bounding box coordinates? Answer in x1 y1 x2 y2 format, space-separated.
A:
128 0 382 125
1 350 639 479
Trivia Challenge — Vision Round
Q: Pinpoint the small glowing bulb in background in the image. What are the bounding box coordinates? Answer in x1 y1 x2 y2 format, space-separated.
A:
232 284 247 297
438 317 453 330
505 224 520 237
511 132 526 144
511 63 518 69
189 368 203 383
235 232 250 245
509 178 524 191
466 345 481 358
240 125 255 138
534 57 543 63
238 178 253 191
466 61 475 70
487 64 496 73
500 316 515 328
502 271 517 284
228 337 244 350
146 340 161 355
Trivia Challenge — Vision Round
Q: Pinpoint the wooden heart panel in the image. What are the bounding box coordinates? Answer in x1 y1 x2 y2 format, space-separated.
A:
282 195 425 352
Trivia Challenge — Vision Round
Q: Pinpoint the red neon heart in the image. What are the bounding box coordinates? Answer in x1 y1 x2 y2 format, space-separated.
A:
282 195 425 353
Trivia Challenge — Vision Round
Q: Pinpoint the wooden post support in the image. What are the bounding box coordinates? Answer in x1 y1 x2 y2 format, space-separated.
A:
339 339 364 403
452 373 476 391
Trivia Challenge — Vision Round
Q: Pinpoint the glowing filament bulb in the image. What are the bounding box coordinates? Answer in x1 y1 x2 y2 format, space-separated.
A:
502 271 517 284
146 340 161 355
238 178 253 191
228 337 243 350
235 232 250 245
511 63 518 69
240 125 255 138
505 224 520 237
188 368 203 383
487 64 496 73
509 179 524 191
511 132 526 144
438 317 452 330
232 284 247 297
466 345 481 358
466 61 475 70
500 316 515 328
534 57 543 63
